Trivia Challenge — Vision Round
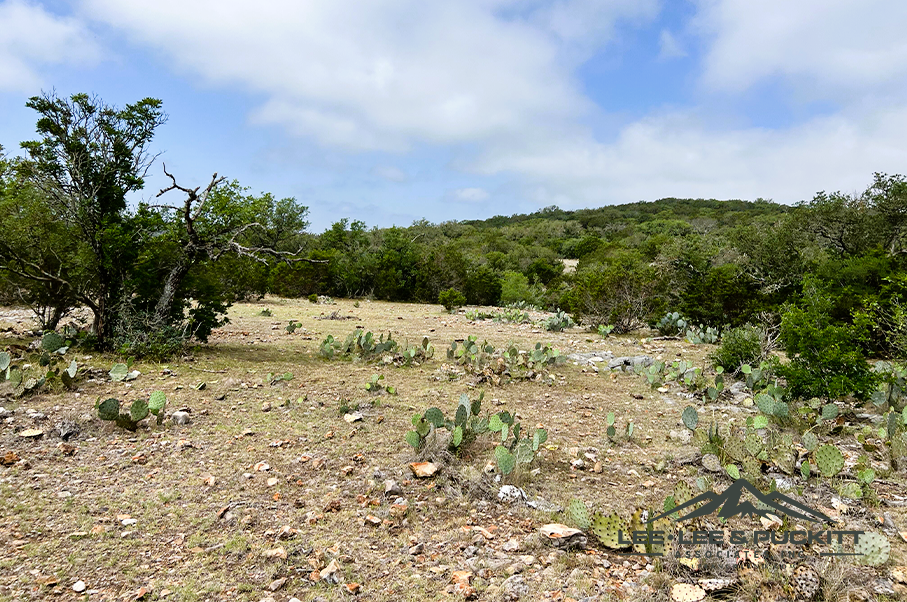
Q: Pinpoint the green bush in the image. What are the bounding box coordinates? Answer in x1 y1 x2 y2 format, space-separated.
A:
438 288 467 312
710 324 763 373
777 278 879 401
464 266 502 306
308 293 318 304
500 271 535 306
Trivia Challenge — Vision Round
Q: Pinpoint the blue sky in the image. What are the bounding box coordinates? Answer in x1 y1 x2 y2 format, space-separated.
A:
2 1 907 231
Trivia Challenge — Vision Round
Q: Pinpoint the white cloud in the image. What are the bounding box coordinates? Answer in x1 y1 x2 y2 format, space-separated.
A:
693 0 907 98
80 0 654 151
0 0 100 92
658 29 686 60
452 187 491 202
475 104 907 206
74 0 907 215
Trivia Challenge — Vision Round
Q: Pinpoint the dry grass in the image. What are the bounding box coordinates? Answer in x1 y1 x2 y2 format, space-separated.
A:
0 297 903 601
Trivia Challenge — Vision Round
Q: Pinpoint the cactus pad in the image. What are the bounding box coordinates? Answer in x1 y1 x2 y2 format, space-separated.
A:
682 406 699 430
672 480 694 506
628 508 649 555
566 498 592 531
855 531 890 566
815 444 845 478
723 435 746 461
590 511 628 549
98 398 120 421
791 565 819 600
745 432 763 456
742 455 761 479
801 431 818 452
670 583 706 602
702 454 722 472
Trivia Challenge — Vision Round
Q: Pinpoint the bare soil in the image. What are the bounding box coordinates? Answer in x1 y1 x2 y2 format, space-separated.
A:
0 298 904 602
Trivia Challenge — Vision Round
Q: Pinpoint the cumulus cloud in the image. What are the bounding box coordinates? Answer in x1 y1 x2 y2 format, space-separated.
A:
693 0 907 98
0 0 101 91
75 0 907 212
452 187 491 203
80 0 654 151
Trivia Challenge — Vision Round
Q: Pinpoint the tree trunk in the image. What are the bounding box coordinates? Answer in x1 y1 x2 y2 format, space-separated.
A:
153 259 191 326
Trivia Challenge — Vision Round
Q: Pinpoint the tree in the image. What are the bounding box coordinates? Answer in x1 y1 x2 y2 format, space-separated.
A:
2 91 315 354
10 92 166 345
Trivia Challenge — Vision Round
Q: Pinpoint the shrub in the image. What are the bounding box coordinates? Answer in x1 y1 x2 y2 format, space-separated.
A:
464 266 502 306
777 278 879 401
710 324 763 373
500 271 536 306
438 288 467 312
564 261 661 332
308 293 318 304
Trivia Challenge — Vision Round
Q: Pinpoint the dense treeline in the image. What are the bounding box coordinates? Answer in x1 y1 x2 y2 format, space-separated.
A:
3 92 907 378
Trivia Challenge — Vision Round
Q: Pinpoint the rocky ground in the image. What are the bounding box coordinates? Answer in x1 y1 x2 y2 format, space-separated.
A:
0 298 905 602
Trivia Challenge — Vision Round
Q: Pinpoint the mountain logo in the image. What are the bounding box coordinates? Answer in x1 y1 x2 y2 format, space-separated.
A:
648 478 834 524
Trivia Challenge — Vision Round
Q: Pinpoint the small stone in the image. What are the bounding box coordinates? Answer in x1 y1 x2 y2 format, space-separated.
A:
409 462 440 478
73 581 86 593
267 577 286 591
18 428 43 438
384 479 403 497
266 477 279 487
344 582 361 595
121 518 137 526
254 461 270 471
343 412 363 423
263 547 287 560
320 559 341 584
364 514 382 527
171 411 191 425
261 401 271 412
502 538 521 552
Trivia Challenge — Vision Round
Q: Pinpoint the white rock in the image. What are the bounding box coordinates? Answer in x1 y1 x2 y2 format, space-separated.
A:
171 411 191 425
72 581 86 592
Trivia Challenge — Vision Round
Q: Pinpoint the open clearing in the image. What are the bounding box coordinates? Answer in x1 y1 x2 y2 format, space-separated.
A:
1 298 905 602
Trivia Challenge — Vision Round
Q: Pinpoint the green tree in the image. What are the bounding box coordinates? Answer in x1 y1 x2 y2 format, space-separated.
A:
12 92 166 345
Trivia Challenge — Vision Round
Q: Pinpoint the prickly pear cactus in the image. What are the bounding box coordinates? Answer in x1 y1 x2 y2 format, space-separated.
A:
771 448 796 475
702 454 722 472
673 480 694 506
855 531 890 566
801 431 818 452
648 515 674 557
566 498 592 531
742 455 762 480
682 406 698 430
41 331 65 352
723 435 746 461
628 508 649 555
590 511 629 549
97 398 120 421
791 564 820 600
815 444 845 478
745 432 763 456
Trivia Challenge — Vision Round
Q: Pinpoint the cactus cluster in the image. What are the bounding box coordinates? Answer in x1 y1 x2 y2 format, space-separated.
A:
544 310 574 332
97 391 167 431
405 393 547 476
396 337 435 366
